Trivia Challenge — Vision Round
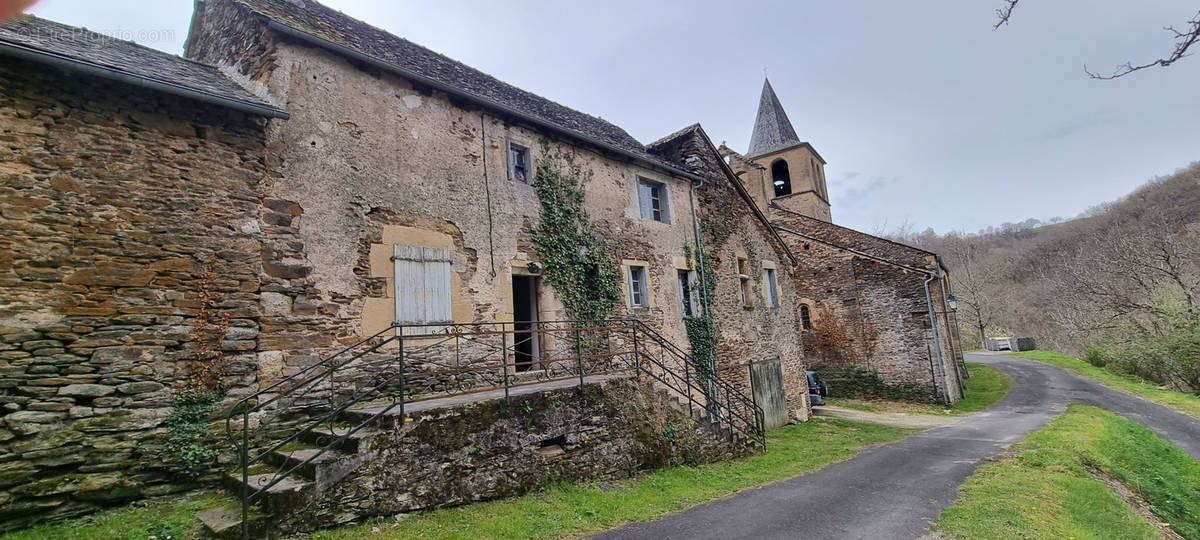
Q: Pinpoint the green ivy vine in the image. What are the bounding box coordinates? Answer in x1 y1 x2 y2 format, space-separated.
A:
531 146 622 323
681 241 719 388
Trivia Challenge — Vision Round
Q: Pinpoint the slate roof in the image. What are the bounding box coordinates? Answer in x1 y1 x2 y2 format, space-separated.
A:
746 78 801 159
237 0 661 161
0 16 285 117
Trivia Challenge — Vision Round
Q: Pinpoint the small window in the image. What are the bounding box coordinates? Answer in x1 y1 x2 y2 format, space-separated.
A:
628 265 649 308
800 305 813 330
771 160 791 197
764 268 779 308
508 142 531 183
677 269 701 317
736 257 751 307
637 178 670 223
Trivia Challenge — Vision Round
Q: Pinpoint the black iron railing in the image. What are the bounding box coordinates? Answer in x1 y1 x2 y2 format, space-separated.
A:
225 319 765 538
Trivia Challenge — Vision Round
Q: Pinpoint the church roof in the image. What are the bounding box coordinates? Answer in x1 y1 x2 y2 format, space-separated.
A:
0 16 286 118
746 78 801 159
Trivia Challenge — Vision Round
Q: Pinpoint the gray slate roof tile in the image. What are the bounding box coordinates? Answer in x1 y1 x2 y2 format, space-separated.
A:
0 15 283 115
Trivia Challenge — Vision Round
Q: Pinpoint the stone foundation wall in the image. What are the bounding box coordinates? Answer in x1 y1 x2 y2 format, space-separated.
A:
268 377 752 534
0 59 270 529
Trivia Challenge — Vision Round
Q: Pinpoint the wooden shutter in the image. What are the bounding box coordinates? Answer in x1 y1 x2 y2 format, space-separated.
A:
393 244 452 329
637 180 653 220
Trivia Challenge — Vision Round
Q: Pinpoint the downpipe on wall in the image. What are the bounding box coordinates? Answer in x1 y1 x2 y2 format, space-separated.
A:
924 273 951 405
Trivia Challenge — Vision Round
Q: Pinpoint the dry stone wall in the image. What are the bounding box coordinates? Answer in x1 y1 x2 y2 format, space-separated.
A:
0 58 270 529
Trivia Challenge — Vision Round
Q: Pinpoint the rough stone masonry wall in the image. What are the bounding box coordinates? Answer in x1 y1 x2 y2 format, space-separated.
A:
268 377 753 534
771 210 963 403
652 129 809 420
0 59 269 529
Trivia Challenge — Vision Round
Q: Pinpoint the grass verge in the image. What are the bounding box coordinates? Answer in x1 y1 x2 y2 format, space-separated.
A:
826 362 1010 416
1011 350 1200 419
0 492 219 540
0 419 912 540
936 404 1200 539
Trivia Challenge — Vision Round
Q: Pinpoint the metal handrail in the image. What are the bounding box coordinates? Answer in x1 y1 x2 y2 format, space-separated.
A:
228 318 766 538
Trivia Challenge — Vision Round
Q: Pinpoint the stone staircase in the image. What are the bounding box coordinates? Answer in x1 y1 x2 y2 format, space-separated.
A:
208 320 764 538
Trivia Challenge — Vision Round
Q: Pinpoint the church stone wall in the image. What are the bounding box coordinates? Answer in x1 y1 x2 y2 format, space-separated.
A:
771 210 964 403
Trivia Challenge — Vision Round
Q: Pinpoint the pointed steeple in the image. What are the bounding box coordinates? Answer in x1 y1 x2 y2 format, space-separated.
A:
746 78 801 158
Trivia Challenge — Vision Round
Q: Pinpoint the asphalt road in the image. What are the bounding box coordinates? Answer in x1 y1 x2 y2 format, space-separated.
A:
591 353 1200 540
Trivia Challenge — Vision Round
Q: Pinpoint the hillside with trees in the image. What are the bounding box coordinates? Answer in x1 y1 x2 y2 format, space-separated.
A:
890 162 1200 393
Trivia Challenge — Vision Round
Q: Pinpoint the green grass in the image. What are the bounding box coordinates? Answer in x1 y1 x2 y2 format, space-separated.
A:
301 418 912 540
1011 350 1200 420
826 363 1010 417
951 362 1011 414
936 405 1200 539
0 492 220 540
0 419 912 540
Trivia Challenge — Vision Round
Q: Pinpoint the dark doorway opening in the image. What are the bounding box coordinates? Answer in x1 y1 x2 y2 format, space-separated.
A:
512 275 540 372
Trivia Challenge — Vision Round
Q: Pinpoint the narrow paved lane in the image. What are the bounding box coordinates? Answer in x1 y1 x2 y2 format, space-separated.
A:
592 354 1200 540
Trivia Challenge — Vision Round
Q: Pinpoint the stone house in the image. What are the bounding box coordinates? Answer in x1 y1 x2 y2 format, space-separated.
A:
0 1 810 530
722 80 966 403
183 0 810 419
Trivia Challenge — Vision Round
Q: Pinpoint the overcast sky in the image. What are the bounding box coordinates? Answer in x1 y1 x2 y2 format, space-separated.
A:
28 0 1200 234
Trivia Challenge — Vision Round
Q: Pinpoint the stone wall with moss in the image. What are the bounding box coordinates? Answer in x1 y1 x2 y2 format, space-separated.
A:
256 377 752 535
0 58 270 530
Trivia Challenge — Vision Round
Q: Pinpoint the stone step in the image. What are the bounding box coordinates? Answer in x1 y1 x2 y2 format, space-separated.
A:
265 445 347 480
297 425 375 453
222 470 311 497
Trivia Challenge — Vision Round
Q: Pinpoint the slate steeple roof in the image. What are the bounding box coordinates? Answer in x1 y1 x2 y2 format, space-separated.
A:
746 78 800 159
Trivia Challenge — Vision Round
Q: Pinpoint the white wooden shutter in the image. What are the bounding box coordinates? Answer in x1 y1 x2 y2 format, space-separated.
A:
637 180 653 219
393 245 452 330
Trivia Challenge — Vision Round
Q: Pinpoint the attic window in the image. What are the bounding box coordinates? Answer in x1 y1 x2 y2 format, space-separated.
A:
508 142 531 184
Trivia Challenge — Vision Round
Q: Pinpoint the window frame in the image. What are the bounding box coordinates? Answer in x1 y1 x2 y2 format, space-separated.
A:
800 304 813 330
677 268 701 317
636 177 671 224
507 141 532 184
736 256 752 308
763 267 779 309
628 264 650 309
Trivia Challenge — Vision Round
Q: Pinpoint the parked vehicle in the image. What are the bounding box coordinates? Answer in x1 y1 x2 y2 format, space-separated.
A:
807 370 829 406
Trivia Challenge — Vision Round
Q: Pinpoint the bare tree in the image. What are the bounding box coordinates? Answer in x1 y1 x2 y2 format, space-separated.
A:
995 2 1200 79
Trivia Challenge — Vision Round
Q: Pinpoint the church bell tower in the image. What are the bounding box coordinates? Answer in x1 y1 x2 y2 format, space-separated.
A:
722 79 831 223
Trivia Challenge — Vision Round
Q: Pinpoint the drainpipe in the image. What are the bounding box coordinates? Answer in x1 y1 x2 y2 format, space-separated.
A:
937 268 968 392
924 273 950 405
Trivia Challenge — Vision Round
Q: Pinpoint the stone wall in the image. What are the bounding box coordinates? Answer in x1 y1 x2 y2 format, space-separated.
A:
770 208 964 403
261 377 752 534
0 58 270 529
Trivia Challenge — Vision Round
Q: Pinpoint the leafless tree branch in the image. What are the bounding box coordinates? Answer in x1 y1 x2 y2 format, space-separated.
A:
996 3 1199 79
993 0 1019 30
1085 11 1200 79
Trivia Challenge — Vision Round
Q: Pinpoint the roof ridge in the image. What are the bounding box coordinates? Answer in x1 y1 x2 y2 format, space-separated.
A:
236 0 643 149
769 203 935 257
